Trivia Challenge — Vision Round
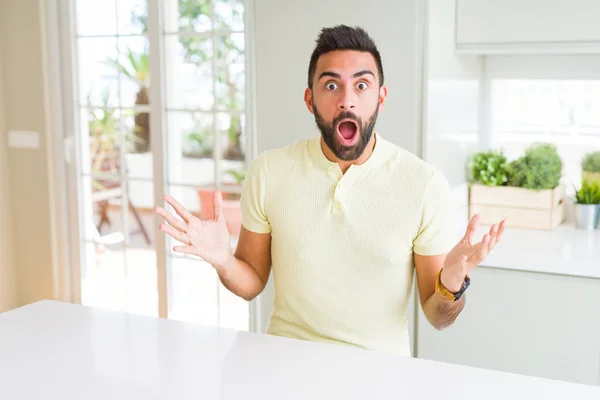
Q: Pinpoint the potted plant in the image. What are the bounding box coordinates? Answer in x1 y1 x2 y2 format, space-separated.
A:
469 143 565 230
581 151 600 186
573 178 600 230
469 149 509 187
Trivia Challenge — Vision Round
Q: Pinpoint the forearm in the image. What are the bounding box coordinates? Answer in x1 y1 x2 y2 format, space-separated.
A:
422 292 465 330
215 255 266 302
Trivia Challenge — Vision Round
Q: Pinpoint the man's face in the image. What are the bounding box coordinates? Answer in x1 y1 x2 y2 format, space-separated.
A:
305 50 387 161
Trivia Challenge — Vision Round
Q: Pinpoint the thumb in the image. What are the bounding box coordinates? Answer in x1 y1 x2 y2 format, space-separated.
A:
213 191 225 222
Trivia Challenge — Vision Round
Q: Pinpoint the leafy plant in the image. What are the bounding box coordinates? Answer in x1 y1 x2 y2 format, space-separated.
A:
507 143 563 190
574 179 600 204
224 167 245 185
581 151 600 173
469 150 509 186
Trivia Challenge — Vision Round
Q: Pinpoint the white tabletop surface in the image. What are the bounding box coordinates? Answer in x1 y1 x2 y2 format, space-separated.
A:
1 300 599 399
474 223 600 279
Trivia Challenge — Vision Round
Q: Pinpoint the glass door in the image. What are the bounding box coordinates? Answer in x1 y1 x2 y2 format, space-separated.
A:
62 0 250 330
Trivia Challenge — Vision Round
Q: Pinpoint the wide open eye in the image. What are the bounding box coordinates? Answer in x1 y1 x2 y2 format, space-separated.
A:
326 82 338 91
356 81 368 90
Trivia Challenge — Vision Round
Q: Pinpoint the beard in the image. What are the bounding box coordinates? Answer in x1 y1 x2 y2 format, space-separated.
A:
313 103 379 161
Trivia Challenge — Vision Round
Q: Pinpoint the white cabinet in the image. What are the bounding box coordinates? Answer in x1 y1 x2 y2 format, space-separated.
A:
415 267 600 386
456 0 600 54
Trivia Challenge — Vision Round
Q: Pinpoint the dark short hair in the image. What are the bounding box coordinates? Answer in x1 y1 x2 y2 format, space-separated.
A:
307 25 384 89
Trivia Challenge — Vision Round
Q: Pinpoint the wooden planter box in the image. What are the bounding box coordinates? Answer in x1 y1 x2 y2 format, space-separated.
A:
469 184 566 230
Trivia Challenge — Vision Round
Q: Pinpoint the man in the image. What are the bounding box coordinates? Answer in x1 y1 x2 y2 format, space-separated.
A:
155 25 505 356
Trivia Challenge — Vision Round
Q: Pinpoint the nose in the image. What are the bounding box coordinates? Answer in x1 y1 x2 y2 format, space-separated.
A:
338 86 356 110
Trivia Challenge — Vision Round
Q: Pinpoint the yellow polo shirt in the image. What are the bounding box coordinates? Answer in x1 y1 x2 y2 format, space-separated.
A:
240 132 457 356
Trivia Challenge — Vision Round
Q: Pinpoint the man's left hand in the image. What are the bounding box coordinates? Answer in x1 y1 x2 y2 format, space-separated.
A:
441 214 505 293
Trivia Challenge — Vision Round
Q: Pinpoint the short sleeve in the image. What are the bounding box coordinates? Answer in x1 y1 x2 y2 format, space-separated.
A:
412 169 457 256
240 152 271 234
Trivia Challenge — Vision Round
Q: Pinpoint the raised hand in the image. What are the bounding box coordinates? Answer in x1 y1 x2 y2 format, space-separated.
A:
154 191 233 269
441 214 506 292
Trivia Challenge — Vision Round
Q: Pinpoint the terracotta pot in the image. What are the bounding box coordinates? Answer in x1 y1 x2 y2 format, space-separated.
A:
197 189 241 236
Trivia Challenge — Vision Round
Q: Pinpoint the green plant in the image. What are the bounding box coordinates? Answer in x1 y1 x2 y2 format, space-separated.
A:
469 150 509 186
224 167 245 185
574 179 600 204
507 143 562 190
581 151 600 173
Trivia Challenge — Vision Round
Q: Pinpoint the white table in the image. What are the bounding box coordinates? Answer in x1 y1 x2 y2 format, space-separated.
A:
1 301 599 399
476 223 600 279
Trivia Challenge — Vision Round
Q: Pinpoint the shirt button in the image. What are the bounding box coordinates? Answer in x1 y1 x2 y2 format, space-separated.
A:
334 202 341 209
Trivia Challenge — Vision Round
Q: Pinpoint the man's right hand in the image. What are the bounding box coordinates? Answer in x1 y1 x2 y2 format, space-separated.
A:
154 191 233 270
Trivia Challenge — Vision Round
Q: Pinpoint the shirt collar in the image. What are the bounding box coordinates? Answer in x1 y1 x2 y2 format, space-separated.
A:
308 132 390 172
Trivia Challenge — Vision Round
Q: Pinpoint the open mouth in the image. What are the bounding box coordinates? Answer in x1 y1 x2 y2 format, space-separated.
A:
336 119 359 146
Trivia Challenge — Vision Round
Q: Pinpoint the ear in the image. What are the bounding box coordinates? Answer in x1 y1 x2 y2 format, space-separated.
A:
304 87 315 114
378 85 388 111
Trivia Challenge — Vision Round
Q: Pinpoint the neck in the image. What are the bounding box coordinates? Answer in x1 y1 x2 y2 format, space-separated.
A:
320 133 377 174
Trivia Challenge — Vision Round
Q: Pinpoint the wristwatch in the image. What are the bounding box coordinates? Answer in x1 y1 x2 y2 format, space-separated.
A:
435 269 470 301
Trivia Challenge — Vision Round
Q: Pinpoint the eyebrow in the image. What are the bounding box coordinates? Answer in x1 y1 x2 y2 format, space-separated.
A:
318 69 375 81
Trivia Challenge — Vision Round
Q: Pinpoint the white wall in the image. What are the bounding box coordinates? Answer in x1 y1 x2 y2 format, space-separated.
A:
412 0 483 357
0 10 18 312
424 0 483 188
423 0 483 236
251 0 426 333
1 0 55 307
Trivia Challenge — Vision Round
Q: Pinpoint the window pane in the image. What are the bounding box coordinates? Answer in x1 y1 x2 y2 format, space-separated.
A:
165 35 214 110
492 80 570 133
117 0 148 35
214 34 245 111
218 112 245 162
124 247 158 317
165 0 213 34
492 80 600 136
490 79 600 196
78 37 120 107
116 36 150 109
80 175 124 243
579 81 600 133
124 108 153 177
167 111 216 186
81 106 123 177
126 180 155 248
76 0 117 36
213 0 244 31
